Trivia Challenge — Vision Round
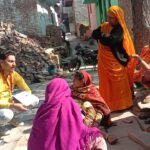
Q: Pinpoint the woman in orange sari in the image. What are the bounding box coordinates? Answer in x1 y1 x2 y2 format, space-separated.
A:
87 6 136 112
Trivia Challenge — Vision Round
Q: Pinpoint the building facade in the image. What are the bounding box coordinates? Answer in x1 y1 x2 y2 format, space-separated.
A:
0 0 58 36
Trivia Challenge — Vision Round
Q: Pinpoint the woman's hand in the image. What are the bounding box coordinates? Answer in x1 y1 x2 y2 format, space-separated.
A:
131 54 142 61
106 134 118 145
84 29 93 39
10 102 28 112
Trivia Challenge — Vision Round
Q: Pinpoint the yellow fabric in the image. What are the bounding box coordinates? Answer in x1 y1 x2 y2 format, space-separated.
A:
0 71 31 108
98 6 135 112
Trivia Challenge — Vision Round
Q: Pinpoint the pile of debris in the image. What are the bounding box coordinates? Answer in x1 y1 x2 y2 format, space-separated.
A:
0 22 54 83
36 25 63 48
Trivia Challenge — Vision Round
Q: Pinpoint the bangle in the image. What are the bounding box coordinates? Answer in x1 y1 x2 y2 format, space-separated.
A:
139 58 142 62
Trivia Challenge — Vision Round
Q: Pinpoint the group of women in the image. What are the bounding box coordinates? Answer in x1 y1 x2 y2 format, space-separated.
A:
27 6 150 150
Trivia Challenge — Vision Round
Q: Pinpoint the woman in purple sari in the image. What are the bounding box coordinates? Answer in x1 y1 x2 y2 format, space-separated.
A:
28 78 107 150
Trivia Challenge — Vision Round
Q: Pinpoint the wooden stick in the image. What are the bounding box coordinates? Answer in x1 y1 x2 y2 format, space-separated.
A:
128 133 150 150
134 116 145 131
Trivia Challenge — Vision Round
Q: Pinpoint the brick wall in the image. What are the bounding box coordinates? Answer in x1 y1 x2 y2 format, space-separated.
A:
0 0 40 35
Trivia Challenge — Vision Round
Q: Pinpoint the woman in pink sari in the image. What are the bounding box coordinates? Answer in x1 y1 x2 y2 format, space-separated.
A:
28 78 107 150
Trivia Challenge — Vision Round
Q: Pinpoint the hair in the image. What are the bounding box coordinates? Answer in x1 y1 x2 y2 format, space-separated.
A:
74 71 84 80
0 50 16 60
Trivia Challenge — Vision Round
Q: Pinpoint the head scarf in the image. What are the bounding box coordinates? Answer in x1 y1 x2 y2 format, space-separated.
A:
28 78 101 150
107 6 136 85
80 70 92 86
72 70 110 116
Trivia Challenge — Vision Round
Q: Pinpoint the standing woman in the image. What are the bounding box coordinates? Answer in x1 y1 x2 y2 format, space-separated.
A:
86 6 136 112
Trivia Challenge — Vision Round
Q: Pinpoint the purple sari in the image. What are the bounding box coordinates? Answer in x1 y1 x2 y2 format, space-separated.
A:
28 78 103 150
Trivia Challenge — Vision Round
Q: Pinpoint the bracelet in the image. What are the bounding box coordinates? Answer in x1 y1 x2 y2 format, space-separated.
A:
138 58 143 62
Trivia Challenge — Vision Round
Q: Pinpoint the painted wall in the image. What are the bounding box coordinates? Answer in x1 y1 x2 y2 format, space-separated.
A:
87 4 97 30
37 4 54 36
95 0 118 25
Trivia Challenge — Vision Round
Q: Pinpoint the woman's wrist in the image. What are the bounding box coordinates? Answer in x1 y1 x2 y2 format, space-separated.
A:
138 56 142 62
10 101 15 108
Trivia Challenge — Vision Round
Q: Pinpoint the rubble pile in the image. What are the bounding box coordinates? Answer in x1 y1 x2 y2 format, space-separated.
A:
0 22 53 83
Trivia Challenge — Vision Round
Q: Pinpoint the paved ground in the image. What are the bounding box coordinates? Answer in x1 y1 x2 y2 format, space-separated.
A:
0 35 150 150
1 69 150 150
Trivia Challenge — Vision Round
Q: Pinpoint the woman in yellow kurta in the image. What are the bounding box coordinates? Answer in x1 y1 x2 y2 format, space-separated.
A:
91 6 136 112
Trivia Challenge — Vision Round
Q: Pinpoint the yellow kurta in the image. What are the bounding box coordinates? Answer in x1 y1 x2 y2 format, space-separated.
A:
0 71 31 108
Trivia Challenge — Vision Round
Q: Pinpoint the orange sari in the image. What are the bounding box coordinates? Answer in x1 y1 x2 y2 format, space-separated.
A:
98 6 136 112
134 45 150 82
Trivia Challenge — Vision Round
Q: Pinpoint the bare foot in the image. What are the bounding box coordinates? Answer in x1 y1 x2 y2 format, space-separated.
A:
107 134 118 145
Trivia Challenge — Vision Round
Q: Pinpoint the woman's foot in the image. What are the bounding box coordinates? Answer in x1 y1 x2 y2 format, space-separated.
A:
104 120 117 128
106 134 118 145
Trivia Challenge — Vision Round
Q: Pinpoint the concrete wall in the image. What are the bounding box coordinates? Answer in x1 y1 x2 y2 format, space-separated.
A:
73 0 89 26
0 0 40 35
63 6 75 33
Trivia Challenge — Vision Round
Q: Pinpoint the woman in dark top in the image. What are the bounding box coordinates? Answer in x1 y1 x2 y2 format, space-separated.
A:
92 24 129 66
85 6 136 112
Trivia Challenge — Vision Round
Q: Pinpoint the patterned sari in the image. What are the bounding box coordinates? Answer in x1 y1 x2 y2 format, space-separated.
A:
71 70 111 127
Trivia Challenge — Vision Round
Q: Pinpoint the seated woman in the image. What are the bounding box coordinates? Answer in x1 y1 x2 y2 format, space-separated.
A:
132 54 150 124
28 78 107 150
132 54 150 103
71 70 113 128
133 41 150 83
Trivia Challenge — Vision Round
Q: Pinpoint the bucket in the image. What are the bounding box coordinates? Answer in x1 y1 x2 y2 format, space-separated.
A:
48 65 56 75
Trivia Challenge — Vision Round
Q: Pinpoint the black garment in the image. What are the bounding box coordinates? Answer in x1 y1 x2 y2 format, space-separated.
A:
92 24 129 66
